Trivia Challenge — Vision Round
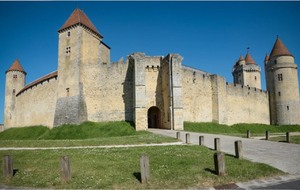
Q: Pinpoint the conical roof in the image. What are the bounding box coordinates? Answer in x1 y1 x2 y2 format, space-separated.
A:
58 9 102 38
238 55 245 61
245 53 256 64
6 59 26 74
264 54 269 62
270 37 292 58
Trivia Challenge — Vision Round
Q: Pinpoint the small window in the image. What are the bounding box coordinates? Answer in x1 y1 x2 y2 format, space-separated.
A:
278 92 281 96
287 106 289 111
254 76 257 81
278 74 283 81
67 31 71 37
66 46 71 56
13 75 17 79
12 89 15 95
66 88 70 97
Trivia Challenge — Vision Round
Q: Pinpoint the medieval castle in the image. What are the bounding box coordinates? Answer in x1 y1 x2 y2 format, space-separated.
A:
4 9 300 131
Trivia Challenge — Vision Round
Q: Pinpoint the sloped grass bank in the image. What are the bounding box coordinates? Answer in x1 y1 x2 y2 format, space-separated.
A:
184 122 300 137
0 121 177 147
0 145 284 189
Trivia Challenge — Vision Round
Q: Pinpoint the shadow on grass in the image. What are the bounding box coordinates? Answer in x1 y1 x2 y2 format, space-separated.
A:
13 169 18 176
204 168 217 175
133 172 141 182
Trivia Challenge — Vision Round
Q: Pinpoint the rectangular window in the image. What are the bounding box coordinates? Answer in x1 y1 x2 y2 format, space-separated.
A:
13 75 17 79
67 31 71 37
12 89 15 95
287 106 289 111
66 88 70 97
254 76 257 80
278 74 283 81
278 92 281 96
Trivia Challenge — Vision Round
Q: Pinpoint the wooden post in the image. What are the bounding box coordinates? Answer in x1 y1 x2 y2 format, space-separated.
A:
266 131 269 140
140 155 150 184
247 130 251 138
214 138 220 151
234 140 243 159
214 152 225 176
186 133 190 144
199 136 204 146
286 132 290 143
176 131 180 140
2 155 13 177
60 156 71 182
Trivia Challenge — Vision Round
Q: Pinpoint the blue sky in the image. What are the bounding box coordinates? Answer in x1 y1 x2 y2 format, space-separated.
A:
1 1 300 124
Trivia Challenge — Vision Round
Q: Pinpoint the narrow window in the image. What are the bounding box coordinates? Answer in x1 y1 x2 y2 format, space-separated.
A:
12 89 15 95
66 46 71 56
66 88 70 97
254 76 257 81
13 75 17 80
287 106 289 111
278 74 283 81
278 92 281 96
67 31 71 37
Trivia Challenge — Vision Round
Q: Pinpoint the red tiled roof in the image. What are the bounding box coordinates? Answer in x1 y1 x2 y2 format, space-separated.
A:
264 54 269 62
16 71 58 96
6 59 26 74
238 55 245 61
245 53 256 64
270 37 292 58
58 9 102 38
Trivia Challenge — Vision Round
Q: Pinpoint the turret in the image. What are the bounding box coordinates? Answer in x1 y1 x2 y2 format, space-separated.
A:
232 52 261 89
4 59 26 128
265 37 300 125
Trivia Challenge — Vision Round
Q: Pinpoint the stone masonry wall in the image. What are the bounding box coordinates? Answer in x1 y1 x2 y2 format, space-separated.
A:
182 66 213 122
225 83 270 125
15 77 58 127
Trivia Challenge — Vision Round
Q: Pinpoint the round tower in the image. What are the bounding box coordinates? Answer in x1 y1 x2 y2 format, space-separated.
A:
4 59 26 129
232 53 261 89
265 37 300 125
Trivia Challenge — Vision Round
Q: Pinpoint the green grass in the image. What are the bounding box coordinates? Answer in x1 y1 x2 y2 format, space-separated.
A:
0 121 177 147
184 122 300 137
0 145 284 189
269 135 300 144
0 121 145 140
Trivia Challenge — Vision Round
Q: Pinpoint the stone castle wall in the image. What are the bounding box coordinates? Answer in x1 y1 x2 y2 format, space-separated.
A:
225 83 270 125
15 77 58 127
182 66 213 122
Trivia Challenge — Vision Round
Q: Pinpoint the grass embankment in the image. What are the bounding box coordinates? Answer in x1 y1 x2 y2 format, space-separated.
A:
0 121 176 147
184 122 300 137
0 146 284 189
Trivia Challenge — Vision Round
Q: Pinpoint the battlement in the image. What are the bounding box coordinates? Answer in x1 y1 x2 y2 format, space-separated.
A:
226 82 266 94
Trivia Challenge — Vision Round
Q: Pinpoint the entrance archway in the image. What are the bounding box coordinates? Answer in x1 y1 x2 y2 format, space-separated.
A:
148 106 161 128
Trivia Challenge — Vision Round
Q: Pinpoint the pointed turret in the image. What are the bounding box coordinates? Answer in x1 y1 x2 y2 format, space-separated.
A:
269 37 292 58
6 59 26 74
264 54 269 62
245 53 256 65
58 8 102 38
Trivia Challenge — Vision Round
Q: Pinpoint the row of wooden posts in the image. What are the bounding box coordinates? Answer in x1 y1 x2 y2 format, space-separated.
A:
2 135 240 184
4 130 288 183
247 130 291 142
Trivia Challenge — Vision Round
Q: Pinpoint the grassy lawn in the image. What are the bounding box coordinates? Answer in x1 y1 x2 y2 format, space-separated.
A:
0 145 284 189
184 122 300 137
269 135 300 144
0 121 177 147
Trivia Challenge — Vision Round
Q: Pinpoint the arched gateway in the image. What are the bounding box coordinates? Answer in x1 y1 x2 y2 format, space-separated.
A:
147 106 161 128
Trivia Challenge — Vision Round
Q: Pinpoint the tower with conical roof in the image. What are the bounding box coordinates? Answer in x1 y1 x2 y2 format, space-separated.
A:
232 52 261 89
4 59 26 128
53 8 111 126
265 37 300 125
